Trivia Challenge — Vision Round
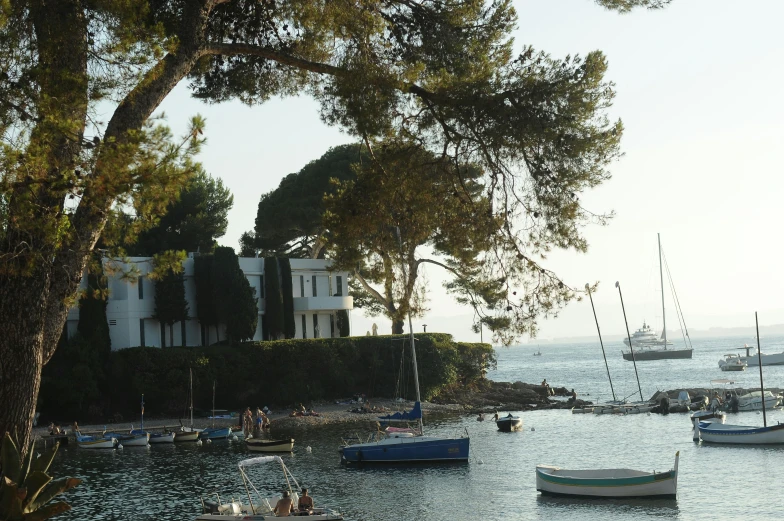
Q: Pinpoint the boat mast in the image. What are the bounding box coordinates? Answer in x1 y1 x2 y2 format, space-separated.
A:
586 284 616 402
212 380 216 429
616 281 644 401
755 312 767 428
190 368 194 428
658 233 667 349
141 394 145 432
396 226 424 435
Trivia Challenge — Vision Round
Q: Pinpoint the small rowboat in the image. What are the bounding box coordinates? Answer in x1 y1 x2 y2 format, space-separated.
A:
131 429 176 443
695 419 784 444
245 438 295 452
200 427 232 440
495 414 522 432
536 452 679 499
77 435 117 449
105 432 149 446
175 428 202 442
690 410 725 424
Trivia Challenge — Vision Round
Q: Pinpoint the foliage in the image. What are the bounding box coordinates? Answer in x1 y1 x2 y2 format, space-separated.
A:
194 255 218 344
0 434 81 520
242 144 364 258
336 310 350 338
210 247 257 343
128 168 234 256
263 257 284 340
0 0 672 448
77 260 111 361
39 334 494 418
152 267 190 348
279 258 295 339
41 334 104 416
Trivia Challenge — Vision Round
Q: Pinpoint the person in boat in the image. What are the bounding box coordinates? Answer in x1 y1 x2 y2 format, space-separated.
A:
477 413 485 421
710 392 722 412
274 491 295 517
492 411 499 421
298 488 314 513
49 423 62 435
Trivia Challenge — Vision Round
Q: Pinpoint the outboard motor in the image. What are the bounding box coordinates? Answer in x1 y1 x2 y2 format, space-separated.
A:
659 396 670 415
203 500 219 514
729 395 739 413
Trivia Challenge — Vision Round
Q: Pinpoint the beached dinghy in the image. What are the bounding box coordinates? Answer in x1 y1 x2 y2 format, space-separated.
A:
77 434 117 449
496 414 522 432
245 438 294 453
536 452 679 499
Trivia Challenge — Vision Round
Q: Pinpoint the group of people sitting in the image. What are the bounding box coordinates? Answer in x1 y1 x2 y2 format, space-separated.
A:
49 421 79 436
274 488 314 517
290 403 320 417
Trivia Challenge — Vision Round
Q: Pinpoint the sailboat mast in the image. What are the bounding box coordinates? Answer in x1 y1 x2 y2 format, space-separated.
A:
190 368 194 428
755 312 767 428
658 233 667 348
586 284 616 402
407 311 424 434
212 380 216 429
616 281 644 401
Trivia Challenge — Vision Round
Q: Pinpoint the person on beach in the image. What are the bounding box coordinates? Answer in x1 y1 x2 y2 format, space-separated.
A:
298 488 314 512
262 412 270 429
274 491 294 517
72 421 80 435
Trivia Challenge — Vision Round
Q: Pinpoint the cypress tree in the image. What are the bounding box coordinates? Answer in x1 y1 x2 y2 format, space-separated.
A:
264 257 284 340
194 255 217 344
337 310 351 337
213 247 258 344
279 258 295 339
153 269 189 347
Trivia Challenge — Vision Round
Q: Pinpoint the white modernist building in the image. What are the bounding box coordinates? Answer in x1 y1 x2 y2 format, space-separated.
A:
65 256 353 350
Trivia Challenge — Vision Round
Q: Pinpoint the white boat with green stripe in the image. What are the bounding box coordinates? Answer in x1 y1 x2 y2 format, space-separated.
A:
536 452 679 499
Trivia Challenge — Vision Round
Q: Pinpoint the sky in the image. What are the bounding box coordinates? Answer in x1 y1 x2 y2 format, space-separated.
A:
146 0 784 344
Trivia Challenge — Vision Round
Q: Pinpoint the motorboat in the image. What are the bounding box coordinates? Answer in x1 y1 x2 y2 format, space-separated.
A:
690 410 726 424
718 354 747 372
496 414 522 432
695 420 784 444
536 452 679 499
195 456 343 520
245 438 294 453
738 343 784 366
735 390 781 412
105 432 149 447
77 434 117 449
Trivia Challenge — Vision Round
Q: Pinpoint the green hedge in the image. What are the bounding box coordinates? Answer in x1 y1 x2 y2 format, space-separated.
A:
41 334 494 419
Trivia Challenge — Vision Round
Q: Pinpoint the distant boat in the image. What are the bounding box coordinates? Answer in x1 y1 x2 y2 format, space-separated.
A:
536 452 679 499
621 235 693 361
176 368 203 442
738 343 784 366
130 395 176 443
496 414 522 432
199 380 231 440
718 354 747 372
533 346 542 356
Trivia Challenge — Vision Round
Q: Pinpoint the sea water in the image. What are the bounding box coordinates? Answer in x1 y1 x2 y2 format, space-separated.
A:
51 336 784 520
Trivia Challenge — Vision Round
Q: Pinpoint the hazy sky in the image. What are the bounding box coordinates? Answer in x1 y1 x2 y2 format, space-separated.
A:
143 0 784 344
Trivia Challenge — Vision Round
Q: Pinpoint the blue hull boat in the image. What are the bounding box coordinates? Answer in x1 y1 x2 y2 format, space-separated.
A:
340 434 469 463
200 427 232 440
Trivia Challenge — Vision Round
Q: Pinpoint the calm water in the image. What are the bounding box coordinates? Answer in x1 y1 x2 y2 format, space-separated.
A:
51 336 784 520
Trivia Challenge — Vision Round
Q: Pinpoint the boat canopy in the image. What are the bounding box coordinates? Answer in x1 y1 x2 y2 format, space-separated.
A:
378 401 422 422
238 456 283 468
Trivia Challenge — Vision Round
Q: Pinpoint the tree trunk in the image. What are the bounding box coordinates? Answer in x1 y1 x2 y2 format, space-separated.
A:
0 274 49 452
392 319 405 335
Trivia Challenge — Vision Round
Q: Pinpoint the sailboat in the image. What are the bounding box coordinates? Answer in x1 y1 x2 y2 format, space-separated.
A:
130 395 176 443
695 313 784 444
200 381 231 440
339 238 469 463
176 368 203 442
622 234 693 361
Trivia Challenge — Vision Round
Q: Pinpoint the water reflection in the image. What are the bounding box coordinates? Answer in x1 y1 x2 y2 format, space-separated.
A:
536 495 680 518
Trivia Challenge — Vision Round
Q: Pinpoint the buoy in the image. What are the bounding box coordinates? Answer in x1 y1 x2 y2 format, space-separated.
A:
196 439 203 446
647 412 651 416
247 434 253 440
306 446 312 453
206 439 212 444
478 459 484 464
231 435 238 441
118 444 124 450
531 427 535 431
146 444 151 448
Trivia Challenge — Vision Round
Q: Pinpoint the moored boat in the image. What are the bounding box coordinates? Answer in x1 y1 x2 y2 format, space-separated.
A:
496 414 522 432
718 354 747 372
200 427 232 440
695 420 784 444
175 368 203 442
536 452 679 499
738 343 784 366
77 434 117 449
245 438 294 452
105 432 149 446
690 410 726 424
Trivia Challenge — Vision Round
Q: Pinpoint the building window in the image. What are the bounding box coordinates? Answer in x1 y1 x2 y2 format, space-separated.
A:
139 319 145 347
301 315 307 339
259 275 264 298
300 276 304 297
336 276 343 296
313 314 319 338
311 276 317 297
138 276 144 299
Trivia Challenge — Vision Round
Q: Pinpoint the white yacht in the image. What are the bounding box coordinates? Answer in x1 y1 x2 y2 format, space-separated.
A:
738 344 784 366
622 322 673 348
